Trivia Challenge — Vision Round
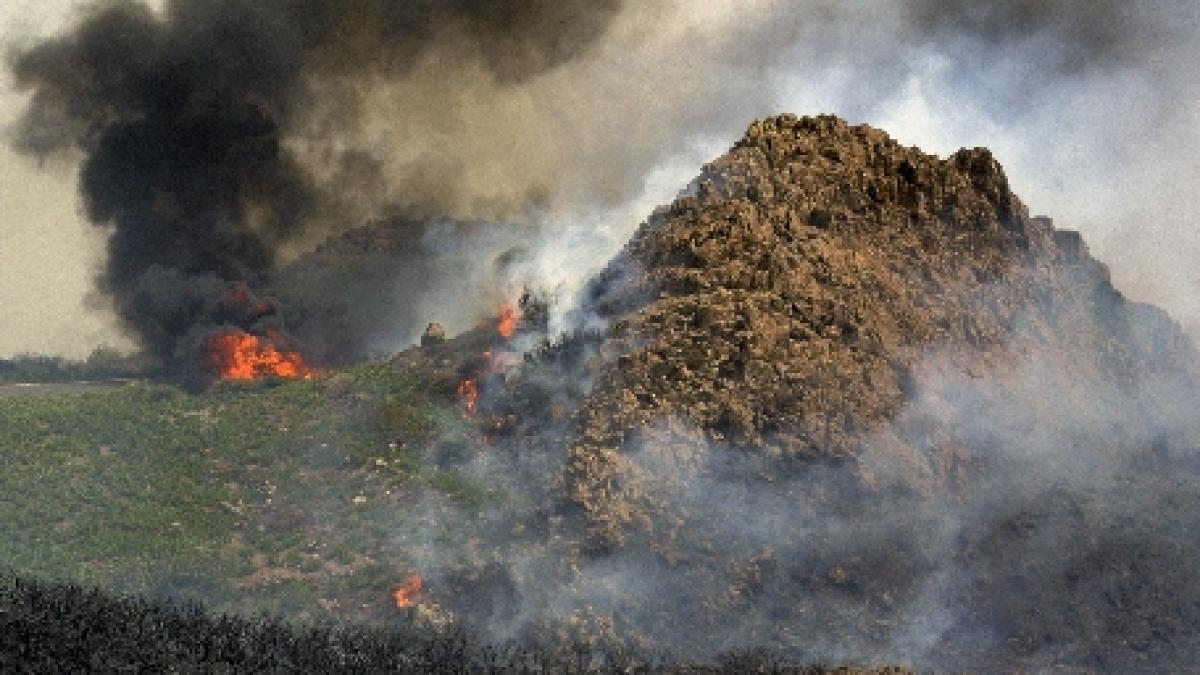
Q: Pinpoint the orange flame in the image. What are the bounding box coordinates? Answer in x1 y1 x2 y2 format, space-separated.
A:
392 573 423 608
456 377 480 415
455 302 520 416
456 349 509 417
498 303 519 338
206 329 317 380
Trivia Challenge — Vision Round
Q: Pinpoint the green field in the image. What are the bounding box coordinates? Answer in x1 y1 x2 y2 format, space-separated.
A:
0 362 492 624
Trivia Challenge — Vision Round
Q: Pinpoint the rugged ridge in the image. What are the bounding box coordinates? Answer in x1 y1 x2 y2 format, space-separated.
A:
454 115 1200 669
564 113 1199 545
187 113 1200 669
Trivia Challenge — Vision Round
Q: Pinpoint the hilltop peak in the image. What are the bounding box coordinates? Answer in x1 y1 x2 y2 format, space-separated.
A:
566 112 1196 539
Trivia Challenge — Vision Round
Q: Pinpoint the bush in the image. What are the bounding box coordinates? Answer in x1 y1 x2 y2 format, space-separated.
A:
0 347 159 384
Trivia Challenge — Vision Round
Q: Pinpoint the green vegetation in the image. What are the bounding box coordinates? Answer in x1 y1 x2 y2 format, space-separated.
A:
0 361 491 625
0 346 158 384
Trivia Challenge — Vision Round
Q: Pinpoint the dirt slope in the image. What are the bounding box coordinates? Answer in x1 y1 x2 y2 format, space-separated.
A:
445 114 1200 669
565 113 1199 544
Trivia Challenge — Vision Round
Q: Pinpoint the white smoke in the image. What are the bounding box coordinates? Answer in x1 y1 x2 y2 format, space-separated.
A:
4 0 1198 355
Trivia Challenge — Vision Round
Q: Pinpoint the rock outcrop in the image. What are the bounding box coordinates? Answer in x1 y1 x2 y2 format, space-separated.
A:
564 113 1199 546
389 114 1200 670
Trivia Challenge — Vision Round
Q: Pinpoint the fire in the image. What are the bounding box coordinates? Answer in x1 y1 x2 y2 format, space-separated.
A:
456 349 508 417
498 303 519 338
205 329 317 380
455 304 520 416
457 377 480 415
392 573 423 608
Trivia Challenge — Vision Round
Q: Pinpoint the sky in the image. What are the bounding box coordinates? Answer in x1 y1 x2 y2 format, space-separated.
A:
1 1 124 356
1 0 1197 358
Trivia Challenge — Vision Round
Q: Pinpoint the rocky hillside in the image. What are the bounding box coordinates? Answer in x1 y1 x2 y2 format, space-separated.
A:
11 113 1195 670
566 113 1199 543
472 114 1200 669
249 114 1200 669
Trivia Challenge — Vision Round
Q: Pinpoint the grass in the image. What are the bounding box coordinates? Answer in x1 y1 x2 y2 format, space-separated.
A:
0 360 494 625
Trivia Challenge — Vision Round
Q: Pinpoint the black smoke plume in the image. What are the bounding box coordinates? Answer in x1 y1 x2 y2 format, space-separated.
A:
7 0 621 373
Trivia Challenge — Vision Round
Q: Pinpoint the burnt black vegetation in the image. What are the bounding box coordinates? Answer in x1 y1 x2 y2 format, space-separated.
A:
0 575 888 673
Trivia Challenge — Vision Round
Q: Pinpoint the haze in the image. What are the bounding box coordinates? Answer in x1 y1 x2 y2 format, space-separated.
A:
2 0 1197 357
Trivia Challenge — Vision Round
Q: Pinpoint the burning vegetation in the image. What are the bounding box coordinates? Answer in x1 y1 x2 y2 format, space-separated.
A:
498 303 519 339
454 304 522 416
186 284 321 384
204 329 318 381
7 0 621 382
360 115 1200 670
456 376 481 416
392 574 424 609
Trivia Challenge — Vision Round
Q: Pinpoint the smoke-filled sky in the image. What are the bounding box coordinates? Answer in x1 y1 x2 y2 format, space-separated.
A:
2 0 1198 358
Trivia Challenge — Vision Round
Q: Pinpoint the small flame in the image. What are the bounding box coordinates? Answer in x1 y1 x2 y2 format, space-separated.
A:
392 573 423 608
456 349 509 417
457 377 480 415
206 329 317 380
454 303 520 416
498 303 519 338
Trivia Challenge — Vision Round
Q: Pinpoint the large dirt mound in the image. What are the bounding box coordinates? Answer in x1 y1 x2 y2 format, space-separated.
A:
566 113 1198 542
336 114 1200 669
497 114 1200 669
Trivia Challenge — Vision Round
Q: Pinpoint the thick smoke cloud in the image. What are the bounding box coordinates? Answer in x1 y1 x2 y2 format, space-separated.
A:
7 0 621 367
338 0 1199 346
912 0 1145 65
6 0 1198 361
